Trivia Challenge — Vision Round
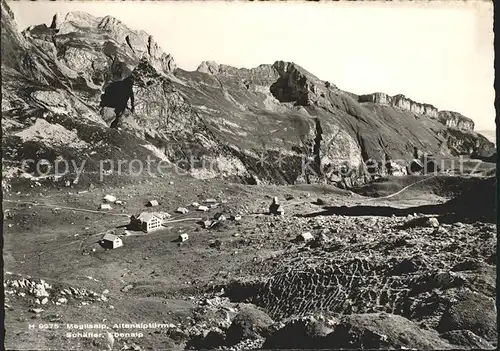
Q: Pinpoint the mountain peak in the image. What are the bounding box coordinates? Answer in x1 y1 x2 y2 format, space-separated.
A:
196 61 220 74
50 11 100 32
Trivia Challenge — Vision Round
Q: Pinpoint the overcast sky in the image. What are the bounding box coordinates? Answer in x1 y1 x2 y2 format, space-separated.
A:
8 1 495 132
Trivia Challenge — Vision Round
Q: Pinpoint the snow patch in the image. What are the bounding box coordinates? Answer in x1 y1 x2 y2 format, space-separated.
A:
15 119 88 149
141 144 170 162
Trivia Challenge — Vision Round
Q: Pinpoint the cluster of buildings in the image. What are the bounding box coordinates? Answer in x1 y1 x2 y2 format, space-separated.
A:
98 198 237 250
100 207 171 249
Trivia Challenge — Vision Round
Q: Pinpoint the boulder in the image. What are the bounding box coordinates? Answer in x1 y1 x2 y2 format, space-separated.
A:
315 198 326 205
263 316 334 349
202 220 213 229
325 313 452 349
426 217 440 228
57 297 68 304
226 305 274 345
121 284 133 292
438 291 497 341
440 330 495 349
33 283 50 297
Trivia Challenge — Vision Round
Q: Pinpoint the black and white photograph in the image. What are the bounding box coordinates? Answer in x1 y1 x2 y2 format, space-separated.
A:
1 0 497 350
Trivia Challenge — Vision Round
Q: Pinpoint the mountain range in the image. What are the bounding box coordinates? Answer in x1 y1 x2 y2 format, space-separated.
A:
1 0 495 187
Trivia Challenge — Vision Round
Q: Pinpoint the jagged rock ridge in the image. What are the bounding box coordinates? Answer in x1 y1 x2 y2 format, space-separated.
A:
359 92 438 119
358 93 475 132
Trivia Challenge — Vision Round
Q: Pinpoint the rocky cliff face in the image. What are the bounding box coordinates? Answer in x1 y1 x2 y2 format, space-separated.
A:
438 111 475 131
358 93 477 132
1 0 29 71
269 60 339 106
1 1 495 188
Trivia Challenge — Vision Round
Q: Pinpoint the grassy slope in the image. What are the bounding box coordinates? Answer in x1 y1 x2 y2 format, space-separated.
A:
175 69 455 164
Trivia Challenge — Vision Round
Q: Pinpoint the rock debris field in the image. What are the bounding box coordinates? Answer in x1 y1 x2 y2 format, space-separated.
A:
3 175 497 350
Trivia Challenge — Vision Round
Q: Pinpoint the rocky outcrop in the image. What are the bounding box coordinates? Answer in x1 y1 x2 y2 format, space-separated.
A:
4 274 109 306
438 110 474 131
440 330 495 349
359 93 477 133
440 128 495 157
270 61 338 106
1 0 30 71
438 291 497 341
21 10 176 94
196 60 339 106
225 305 274 345
359 92 439 118
2 1 494 188
262 316 335 349
327 313 453 349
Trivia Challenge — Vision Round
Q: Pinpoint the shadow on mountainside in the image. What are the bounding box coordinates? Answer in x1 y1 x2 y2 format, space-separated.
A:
99 76 135 127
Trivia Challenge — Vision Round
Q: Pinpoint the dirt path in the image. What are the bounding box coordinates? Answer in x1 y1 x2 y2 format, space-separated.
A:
4 199 131 217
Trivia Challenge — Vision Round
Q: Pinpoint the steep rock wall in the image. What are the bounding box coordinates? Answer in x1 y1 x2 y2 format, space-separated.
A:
438 111 474 131
3 1 493 189
23 11 176 89
358 93 476 133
